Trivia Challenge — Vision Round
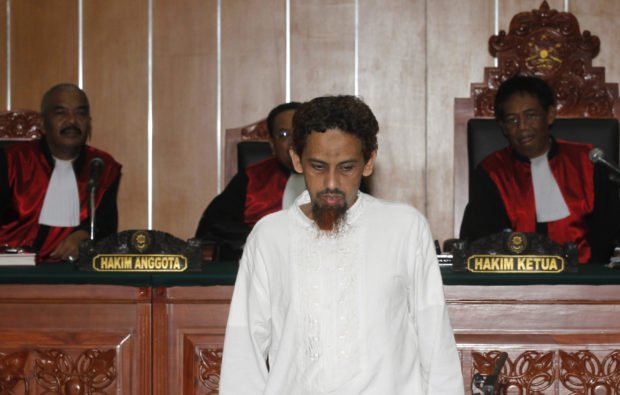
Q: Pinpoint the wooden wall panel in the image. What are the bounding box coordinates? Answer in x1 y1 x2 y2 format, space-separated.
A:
221 0 286 138
152 286 232 394
0 1 6 111
427 0 494 242
3 0 620 246
290 0 356 101
11 0 78 110
358 0 426 207
0 284 152 395
570 1 620 89
153 0 217 240
83 0 149 232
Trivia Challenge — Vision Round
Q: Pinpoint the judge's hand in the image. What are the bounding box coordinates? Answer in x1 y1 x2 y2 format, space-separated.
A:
50 230 89 261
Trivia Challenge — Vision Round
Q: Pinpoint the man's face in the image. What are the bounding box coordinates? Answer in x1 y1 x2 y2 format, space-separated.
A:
290 128 376 230
500 92 555 158
41 88 91 160
269 109 296 170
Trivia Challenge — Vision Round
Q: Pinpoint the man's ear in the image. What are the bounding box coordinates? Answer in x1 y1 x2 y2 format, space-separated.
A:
289 147 303 173
362 150 377 177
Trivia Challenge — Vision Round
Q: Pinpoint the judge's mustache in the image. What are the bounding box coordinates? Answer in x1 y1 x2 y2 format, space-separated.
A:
60 125 83 136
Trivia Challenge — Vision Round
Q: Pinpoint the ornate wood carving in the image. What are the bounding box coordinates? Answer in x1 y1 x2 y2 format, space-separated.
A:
0 110 41 140
0 348 118 394
33 348 117 394
560 350 620 393
469 0 618 118
224 118 270 184
0 350 29 393
239 119 269 141
471 349 620 393
198 347 223 394
473 350 555 393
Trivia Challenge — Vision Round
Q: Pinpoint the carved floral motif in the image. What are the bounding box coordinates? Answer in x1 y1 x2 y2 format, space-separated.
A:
0 350 29 393
470 1 617 118
473 350 555 393
33 348 117 394
198 347 223 394
472 349 620 393
0 110 41 139
560 350 620 393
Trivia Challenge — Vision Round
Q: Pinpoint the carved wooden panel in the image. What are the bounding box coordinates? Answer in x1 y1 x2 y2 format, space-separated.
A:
182 334 224 395
0 109 41 140
33 348 117 393
471 350 555 393
0 332 128 394
0 350 29 394
0 284 151 394
152 285 232 395
448 284 620 395
560 350 620 394
461 347 620 394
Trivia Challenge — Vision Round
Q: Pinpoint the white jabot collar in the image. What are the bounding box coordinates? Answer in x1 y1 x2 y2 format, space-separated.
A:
39 157 80 227
530 152 570 222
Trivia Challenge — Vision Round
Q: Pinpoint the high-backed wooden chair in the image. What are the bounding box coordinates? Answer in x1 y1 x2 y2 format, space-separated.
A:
453 0 620 237
0 109 41 147
224 119 272 185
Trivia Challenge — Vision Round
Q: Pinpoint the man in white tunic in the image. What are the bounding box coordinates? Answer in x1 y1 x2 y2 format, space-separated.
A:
220 95 464 394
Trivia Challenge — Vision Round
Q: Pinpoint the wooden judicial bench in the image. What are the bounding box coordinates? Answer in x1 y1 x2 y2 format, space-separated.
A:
0 262 619 394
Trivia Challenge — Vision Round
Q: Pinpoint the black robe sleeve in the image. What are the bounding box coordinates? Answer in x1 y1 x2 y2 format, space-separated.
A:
195 170 251 252
459 166 512 241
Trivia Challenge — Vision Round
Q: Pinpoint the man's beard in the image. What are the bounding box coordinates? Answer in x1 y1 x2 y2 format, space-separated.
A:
311 189 348 234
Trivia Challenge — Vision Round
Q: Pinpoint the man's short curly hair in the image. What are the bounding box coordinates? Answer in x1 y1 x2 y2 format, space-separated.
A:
266 101 301 138
494 74 555 120
292 95 378 162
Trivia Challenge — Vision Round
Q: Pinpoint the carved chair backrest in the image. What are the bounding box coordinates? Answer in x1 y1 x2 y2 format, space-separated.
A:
224 119 271 185
0 109 42 147
453 0 620 236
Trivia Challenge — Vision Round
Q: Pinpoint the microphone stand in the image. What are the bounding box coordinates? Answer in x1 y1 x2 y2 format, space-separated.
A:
89 183 97 240
482 352 508 395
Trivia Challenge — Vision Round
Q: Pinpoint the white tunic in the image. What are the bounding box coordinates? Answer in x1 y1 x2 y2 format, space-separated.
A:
220 192 464 394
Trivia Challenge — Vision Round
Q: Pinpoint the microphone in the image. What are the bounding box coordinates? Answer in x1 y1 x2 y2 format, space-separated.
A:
589 148 620 176
87 157 105 190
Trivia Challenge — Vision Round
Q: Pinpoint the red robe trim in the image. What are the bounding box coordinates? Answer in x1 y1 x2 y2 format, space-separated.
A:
0 140 121 261
480 139 595 263
244 156 289 227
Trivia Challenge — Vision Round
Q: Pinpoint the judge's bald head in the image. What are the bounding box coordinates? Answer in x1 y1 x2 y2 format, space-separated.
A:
39 83 91 160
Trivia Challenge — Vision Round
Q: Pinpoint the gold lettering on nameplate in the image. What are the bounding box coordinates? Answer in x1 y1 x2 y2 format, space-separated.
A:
92 254 188 272
468 255 564 273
